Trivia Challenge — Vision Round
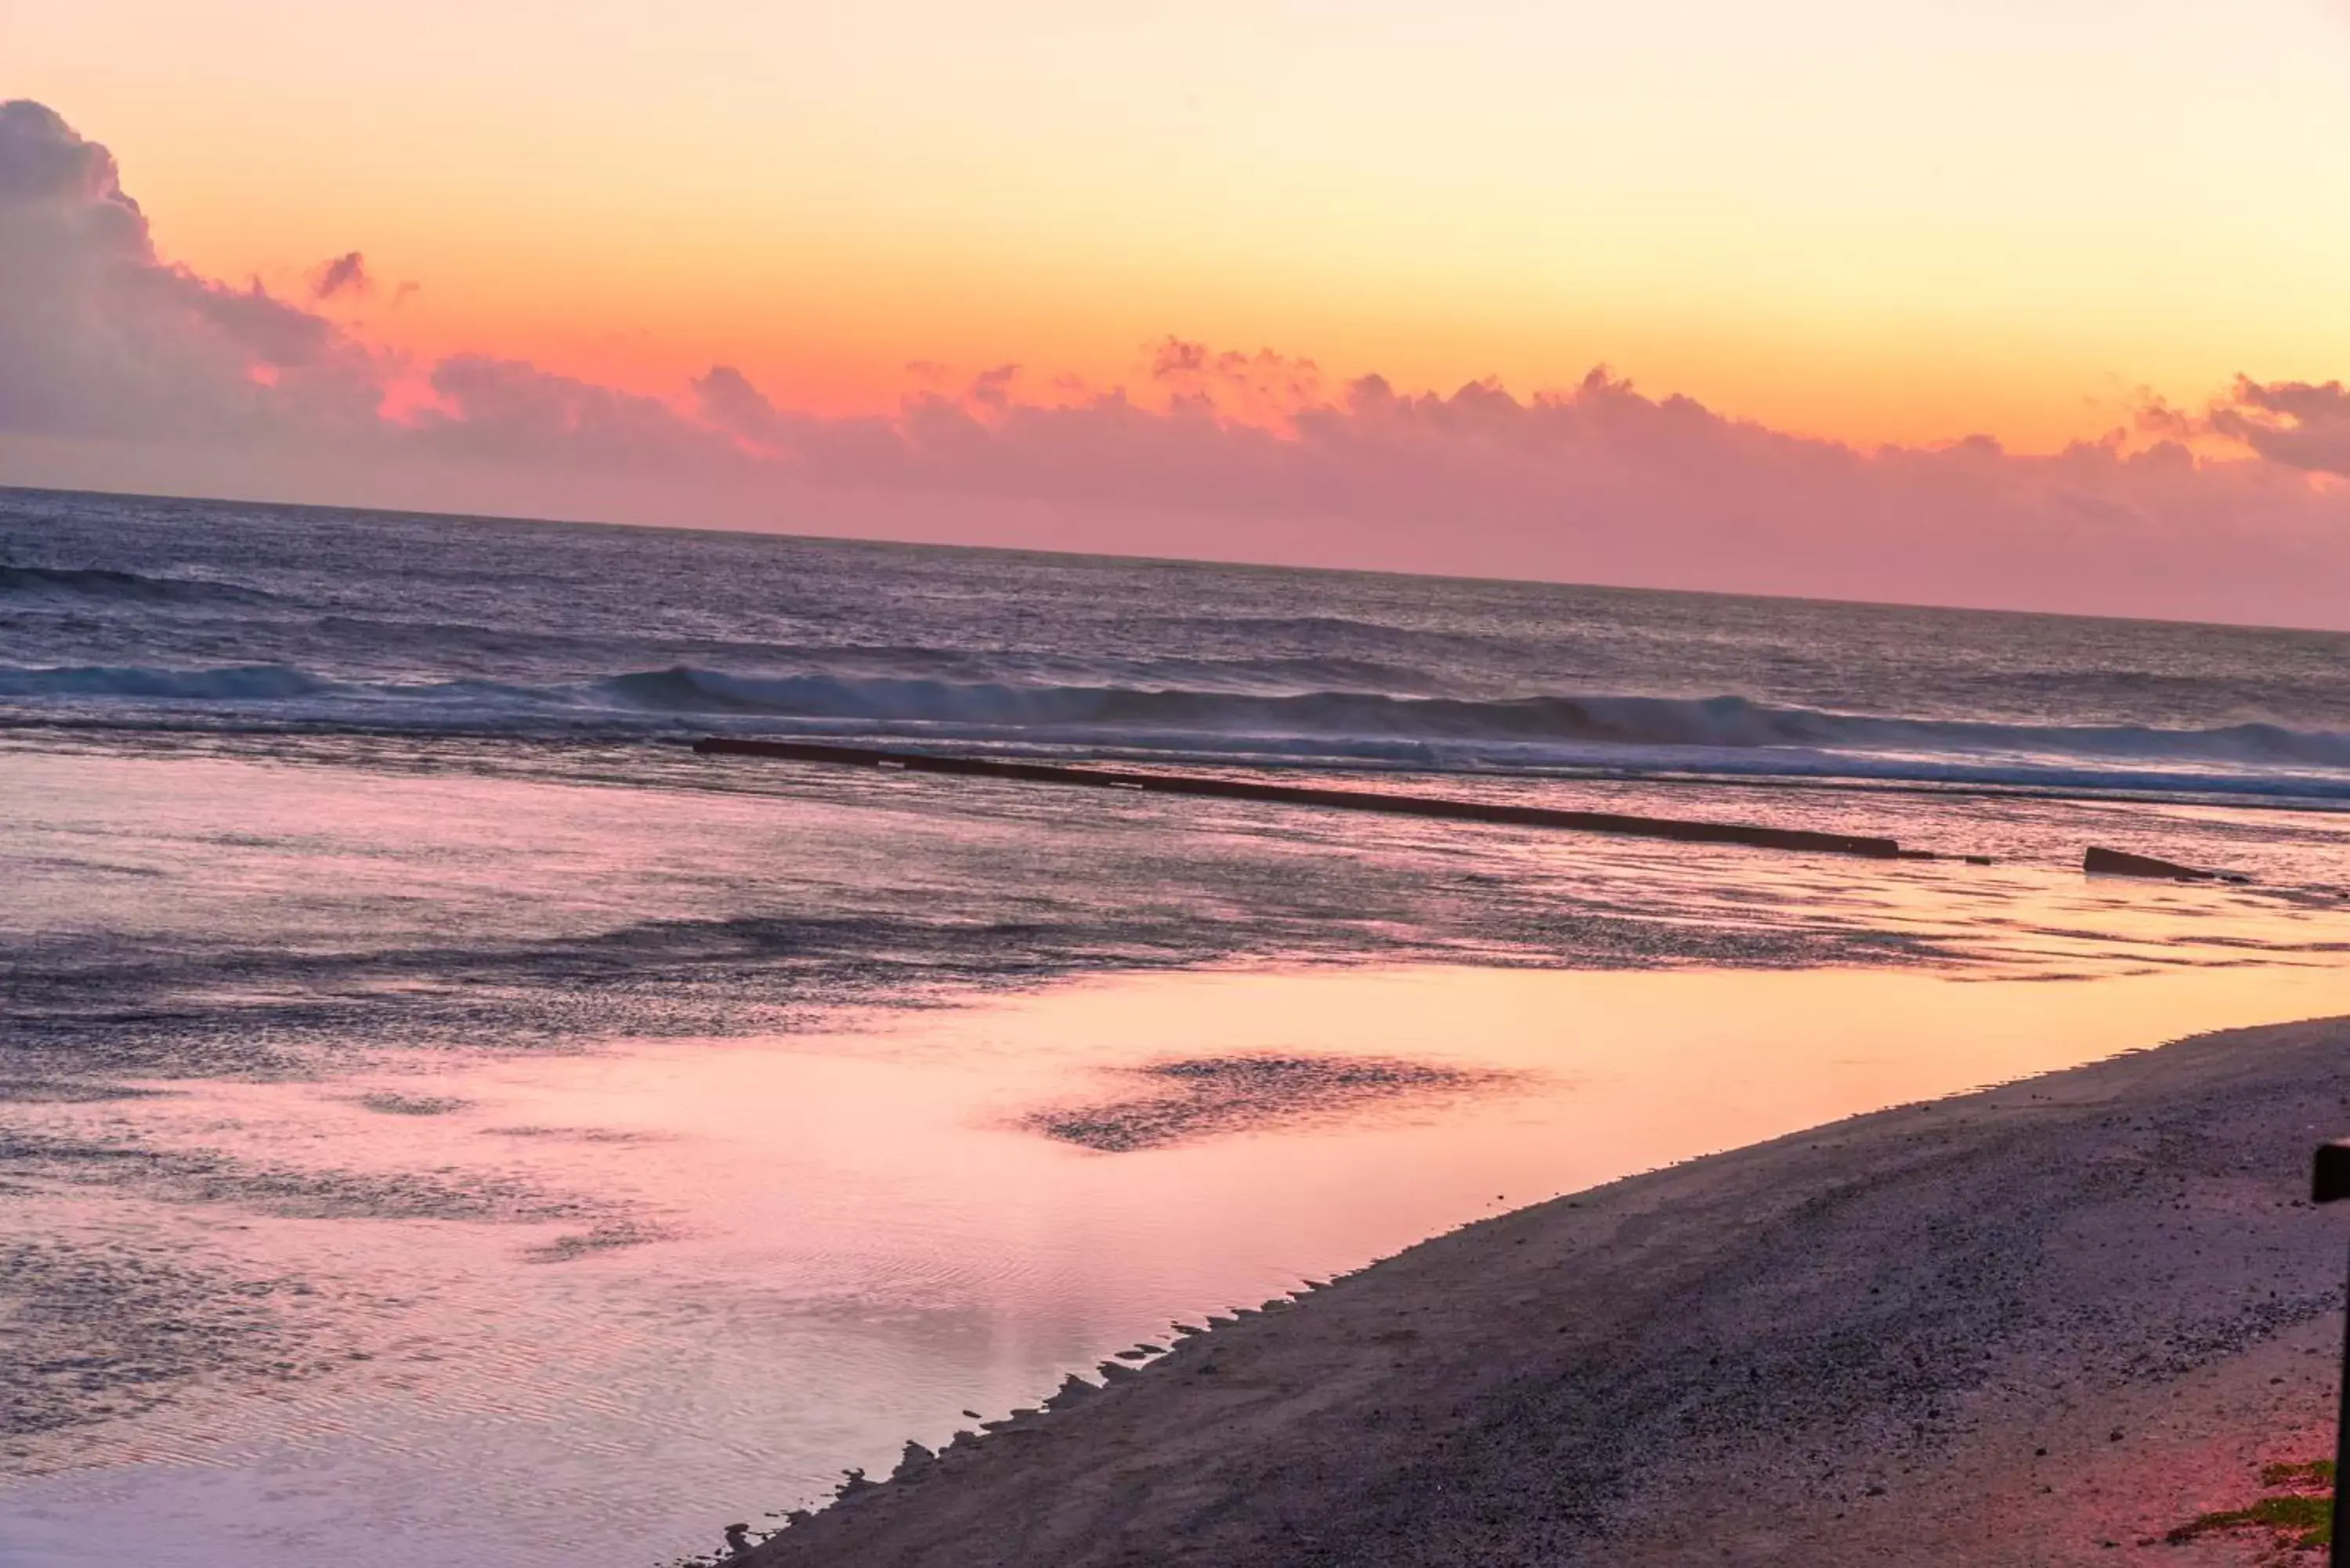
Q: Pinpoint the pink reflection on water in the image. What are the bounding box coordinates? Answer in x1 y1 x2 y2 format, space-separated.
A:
9 739 2350 1568
16 961 2350 1568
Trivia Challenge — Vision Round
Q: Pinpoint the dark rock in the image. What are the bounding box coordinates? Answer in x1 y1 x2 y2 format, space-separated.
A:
2083 846 2243 882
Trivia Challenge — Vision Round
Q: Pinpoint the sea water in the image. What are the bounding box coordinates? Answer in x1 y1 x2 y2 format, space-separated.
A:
4 486 2349 1566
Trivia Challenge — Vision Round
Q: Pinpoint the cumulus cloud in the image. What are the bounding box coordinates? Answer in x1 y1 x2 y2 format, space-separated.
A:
2207 377 2350 478
310 250 371 300
0 99 381 440
1151 337 1325 425
967 363 1021 409
696 364 2349 623
5 97 2350 627
411 355 745 470
692 364 786 444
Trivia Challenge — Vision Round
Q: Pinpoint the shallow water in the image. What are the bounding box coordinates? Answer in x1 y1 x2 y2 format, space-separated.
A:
10 490 2350 1566
9 963 2350 1568
5 733 2350 1568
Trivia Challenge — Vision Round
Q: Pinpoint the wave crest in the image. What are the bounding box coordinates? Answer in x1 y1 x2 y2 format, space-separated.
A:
8 661 2350 790
597 668 2350 768
0 664 325 700
0 565 276 605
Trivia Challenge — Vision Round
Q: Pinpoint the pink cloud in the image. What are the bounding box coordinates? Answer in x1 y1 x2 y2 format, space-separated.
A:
0 100 381 441
2205 376 2350 478
1151 337 1324 418
309 251 372 301
691 364 786 445
410 355 745 469
4 98 2350 629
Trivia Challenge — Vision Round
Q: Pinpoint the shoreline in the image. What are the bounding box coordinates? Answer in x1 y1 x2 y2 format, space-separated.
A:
734 1012 2350 1567
13 724 2350 826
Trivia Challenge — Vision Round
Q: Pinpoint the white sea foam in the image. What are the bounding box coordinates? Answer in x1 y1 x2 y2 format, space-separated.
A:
9 659 2350 800
7 486 2350 804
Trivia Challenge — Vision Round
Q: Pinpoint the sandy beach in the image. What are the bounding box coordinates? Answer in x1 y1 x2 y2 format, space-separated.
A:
738 1013 2350 1567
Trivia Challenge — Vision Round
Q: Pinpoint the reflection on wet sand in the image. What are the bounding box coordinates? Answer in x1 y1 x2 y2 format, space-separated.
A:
10 962 2350 1568
7 741 2350 1568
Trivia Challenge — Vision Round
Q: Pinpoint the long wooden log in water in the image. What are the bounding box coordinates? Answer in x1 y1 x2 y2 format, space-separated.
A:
692 736 1907 859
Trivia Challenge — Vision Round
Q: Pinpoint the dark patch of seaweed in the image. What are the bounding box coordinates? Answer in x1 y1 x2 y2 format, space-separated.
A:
1025 1053 1523 1152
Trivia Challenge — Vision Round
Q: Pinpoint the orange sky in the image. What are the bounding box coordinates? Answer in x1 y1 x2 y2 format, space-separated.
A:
10 0 2350 449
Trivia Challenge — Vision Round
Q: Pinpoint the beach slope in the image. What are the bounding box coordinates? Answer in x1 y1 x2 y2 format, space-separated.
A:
739 1015 2350 1567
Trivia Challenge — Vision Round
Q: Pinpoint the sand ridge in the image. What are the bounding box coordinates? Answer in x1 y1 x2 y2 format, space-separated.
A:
733 1014 2350 1567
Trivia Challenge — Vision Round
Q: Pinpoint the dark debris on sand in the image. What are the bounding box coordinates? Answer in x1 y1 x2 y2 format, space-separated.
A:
1023 1053 1524 1151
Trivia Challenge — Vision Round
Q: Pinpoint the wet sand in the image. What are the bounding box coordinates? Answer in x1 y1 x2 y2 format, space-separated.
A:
737 1013 2350 1567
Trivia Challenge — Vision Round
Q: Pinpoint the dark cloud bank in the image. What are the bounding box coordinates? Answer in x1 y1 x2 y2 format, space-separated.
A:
5 98 2349 627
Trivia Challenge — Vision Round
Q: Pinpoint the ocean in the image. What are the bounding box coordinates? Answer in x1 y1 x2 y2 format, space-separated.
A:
4 485 2349 1567
11 485 2350 805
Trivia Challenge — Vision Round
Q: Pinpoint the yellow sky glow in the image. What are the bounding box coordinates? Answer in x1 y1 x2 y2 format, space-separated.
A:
9 0 2350 450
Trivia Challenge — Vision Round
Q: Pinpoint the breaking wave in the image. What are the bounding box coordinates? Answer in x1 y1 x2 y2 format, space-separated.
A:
595 669 2350 770
0 565 277 605
10 661 2350 797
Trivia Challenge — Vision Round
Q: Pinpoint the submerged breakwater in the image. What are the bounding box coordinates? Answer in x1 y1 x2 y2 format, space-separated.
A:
10 486 2350 805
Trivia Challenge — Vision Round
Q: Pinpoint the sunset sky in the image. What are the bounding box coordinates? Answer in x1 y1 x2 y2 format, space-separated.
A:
7 1 2350 620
